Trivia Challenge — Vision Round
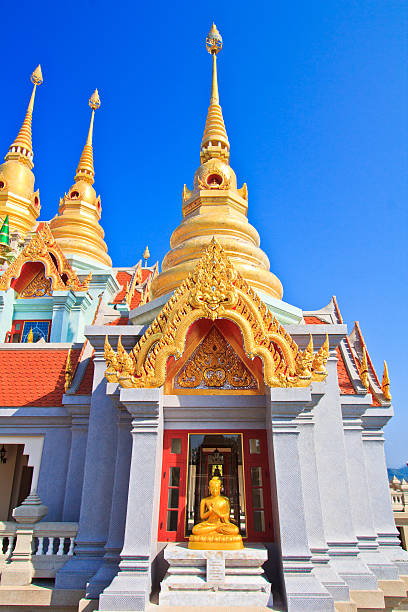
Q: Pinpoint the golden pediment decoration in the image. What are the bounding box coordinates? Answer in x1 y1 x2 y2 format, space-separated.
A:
104 238 329 389
0 223 91 292
175 327 258 391
20 270 52 298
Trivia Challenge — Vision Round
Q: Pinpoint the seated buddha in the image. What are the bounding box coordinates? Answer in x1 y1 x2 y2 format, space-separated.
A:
188 476 243 550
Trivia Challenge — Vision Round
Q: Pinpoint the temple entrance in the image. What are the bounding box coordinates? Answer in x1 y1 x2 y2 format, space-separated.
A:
158 430 273 542
185 433 246 537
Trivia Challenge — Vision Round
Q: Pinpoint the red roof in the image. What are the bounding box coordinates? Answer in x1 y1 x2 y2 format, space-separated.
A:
336 347 356 394
113 271 132 304
304 316 325 324
76 357 94 394
107 316 129 326
0 348 81 407
129 291 142 310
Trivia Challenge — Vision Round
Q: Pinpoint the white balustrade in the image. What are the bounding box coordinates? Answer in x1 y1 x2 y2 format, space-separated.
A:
0 521 77 580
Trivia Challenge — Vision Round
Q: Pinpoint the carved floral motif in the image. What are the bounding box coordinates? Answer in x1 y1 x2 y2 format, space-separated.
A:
175 327 257 390
20 270 52 298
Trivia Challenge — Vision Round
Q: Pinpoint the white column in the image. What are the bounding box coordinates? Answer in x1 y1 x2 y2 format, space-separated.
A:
98 388 162 612
62 401 90 521
342 396 400 581
312 354 378 592
87 401 132 598
267 387 334 611
55 342 117 589
297 400 350 601
362 408 408 577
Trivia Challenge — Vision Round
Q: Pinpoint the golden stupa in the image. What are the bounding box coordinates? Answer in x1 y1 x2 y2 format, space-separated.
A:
151 24 283 301
0 66 43 237
50 89 111 268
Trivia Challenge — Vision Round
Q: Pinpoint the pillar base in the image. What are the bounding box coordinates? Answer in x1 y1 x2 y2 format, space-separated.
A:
378 578 408 610
349 588 385 609
55 555 104 590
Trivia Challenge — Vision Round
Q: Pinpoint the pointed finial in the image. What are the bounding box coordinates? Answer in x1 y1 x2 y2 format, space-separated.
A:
64 348 73 392
206 23 223 55
360 347 369 390
143 245 150 267
6 66 44 168
104 334 111 356
0 216 10 248
382 360 391 401
27 327 34 343
31 65 43 86
200 24 229 164
322 333 329 357
306 334 314 354
75 89 101 184
89 88 101 110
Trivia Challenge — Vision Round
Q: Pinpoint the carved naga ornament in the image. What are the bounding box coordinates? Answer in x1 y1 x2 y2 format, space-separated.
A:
104 239 329 389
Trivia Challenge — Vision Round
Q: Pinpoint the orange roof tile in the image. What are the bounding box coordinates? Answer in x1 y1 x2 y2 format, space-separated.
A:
107 316 129 325
304 316 325 324
113 271 132 304
336 347 356 394
0 348 81 407
76 357 94 394
129 291 141 310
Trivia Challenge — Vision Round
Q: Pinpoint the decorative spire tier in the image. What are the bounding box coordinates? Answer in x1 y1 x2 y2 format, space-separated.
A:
50 89 111 269
0 66 43 238
151 25 283 302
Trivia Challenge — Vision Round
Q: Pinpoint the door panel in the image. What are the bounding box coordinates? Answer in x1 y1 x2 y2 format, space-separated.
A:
158 429 274 542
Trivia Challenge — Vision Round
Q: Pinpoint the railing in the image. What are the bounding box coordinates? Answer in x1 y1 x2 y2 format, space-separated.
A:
0 521 77 579
390 480 408 513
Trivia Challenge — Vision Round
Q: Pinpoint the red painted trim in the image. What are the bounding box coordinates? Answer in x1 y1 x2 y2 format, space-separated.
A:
7 319 52 343
158 429 274 542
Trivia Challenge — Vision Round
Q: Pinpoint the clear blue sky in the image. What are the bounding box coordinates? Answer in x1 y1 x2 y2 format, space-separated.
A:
1 1 407 465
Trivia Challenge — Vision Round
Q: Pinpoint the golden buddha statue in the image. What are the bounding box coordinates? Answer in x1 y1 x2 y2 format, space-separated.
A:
188 476 243 550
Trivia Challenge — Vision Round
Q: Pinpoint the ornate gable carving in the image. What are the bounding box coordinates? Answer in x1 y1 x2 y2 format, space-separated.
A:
0 223 91 292
105 238 329 389
20 270 52 298
174 326 258 392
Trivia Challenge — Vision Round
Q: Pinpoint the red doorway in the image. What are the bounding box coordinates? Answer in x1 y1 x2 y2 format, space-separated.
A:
158 429 274 543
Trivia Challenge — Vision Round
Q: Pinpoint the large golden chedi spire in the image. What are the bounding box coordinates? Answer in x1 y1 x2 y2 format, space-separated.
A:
0 66 43 237
50 90 111 268
151 25 283 301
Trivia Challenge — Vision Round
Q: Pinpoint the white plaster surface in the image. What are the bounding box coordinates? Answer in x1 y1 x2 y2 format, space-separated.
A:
160 544 271 607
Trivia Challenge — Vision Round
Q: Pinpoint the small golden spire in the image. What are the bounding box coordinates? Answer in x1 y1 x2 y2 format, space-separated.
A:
360 347 369 390
201 24 229 164
143 245 150 267
382 360 391 401
5 65 43 169
75 89 101 184
64 348 73 392
27 327 34 343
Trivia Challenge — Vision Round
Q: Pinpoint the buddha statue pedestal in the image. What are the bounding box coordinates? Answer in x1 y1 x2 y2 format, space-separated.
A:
160 543 271 608
159 477 271 606
188 476 244 551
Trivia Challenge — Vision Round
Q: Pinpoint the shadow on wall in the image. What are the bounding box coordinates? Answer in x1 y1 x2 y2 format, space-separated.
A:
263 542 287 611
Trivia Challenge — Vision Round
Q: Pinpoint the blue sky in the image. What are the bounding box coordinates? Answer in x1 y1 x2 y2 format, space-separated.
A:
1 1 407 465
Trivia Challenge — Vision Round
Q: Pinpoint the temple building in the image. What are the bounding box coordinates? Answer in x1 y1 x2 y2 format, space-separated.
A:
0 24 407 612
